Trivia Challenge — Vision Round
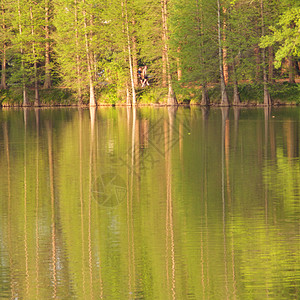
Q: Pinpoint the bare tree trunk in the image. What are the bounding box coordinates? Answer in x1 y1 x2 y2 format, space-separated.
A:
44 0 51 89
82 0 96 107
161 0 177 105
201 83 210 106
222 7 228 85
260 0 271 106
131 19 138 86
1 2 7 89
74 0 82 104
18 0 28 106
122 0 136 105
217 0 229 106
176 47 182 81
125 1 136 105
0 45 7 89
30 4 40 106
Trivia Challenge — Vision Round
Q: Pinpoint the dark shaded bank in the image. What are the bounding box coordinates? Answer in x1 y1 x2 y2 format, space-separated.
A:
1 82 300 107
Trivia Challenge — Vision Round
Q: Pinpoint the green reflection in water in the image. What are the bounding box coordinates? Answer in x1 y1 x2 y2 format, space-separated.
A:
0 107 299 299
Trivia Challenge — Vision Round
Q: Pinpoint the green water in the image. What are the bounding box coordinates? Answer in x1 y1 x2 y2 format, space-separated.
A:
0 107 299 299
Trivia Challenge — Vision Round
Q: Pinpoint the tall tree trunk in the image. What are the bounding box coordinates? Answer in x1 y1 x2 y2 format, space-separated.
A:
82 0 96 107
18 0 28 106
131 19 138 86
176 47 182 81
1 2 7 89
74 0 82 104
222 7 228 85
254 46 261 82
260 0 271 106
44 0 51 89
123 0 136 105
1 45 7 89
161 0 177 105
30 4 40 106
217 0 229 106
125 1 136 105
196 0 209 106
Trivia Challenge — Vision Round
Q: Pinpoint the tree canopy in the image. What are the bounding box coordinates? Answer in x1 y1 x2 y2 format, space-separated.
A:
0 0 299 106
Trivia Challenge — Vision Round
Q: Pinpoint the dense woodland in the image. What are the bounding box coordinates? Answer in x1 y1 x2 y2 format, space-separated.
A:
0 0 299 106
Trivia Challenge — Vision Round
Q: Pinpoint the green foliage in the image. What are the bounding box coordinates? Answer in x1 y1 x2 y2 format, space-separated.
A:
138 87 168 104
260 6 300 68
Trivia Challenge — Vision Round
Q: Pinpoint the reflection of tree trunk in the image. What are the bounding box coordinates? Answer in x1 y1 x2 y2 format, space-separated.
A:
79 109 87 296
221 107 229 299
264 107 270 224
35 109 40 297
165 112 176 299
46 121 57 298
88 107 96 298
284 120 298 158
233 107 240 151
269 118 276 160
127 107 136 296
4 122 15 297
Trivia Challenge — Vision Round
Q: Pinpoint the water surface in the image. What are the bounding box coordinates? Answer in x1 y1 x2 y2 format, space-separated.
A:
0 107 299 299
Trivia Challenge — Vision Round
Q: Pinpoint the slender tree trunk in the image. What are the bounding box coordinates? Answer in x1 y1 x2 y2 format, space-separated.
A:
176 47 182 81
222 7 228 85
18 0 28 106
217 0 229 106
196 0 209 106
1 2 7 89
161 0 177 105
131 19 138 86
44 0 51 89
82 0 96 107
124 0 136 105
74 0 82 104
1 45 6 89
260 0 271 106
254 46 261 82
30 4 40 106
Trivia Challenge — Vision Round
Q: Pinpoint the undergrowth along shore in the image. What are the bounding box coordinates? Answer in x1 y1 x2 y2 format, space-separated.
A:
1 82 300 107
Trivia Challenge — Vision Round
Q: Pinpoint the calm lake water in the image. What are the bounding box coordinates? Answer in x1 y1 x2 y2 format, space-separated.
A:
0 106 299 299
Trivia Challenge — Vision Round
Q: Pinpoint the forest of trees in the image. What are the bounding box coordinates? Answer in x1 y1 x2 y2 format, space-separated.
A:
0 0 299 106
